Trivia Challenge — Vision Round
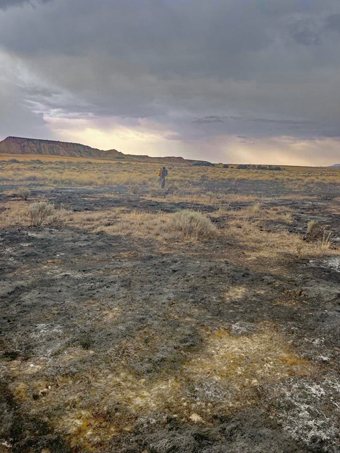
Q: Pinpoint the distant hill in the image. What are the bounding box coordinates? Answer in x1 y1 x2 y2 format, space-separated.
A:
0 136 189 164
0 136 123 160
331 164 340 167
122 153 187 164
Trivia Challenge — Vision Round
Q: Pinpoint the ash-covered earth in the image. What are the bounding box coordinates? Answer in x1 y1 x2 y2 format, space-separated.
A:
1 182 340 453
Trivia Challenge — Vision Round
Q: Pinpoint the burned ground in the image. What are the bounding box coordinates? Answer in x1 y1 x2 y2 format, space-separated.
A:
0 160 340 452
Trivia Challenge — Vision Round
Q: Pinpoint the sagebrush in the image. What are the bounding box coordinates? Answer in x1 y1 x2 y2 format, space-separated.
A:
29 202 55 227
18 187 30 200
168 210 217 239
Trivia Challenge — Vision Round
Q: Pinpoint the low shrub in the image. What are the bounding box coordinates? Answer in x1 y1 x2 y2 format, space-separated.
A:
256 165 269 170
18 187 30 200
28 202 55 227
166 181 180 194
129 184 140 195
237 164 249 169
193 161 214 167
318 192 337 201
251 203 261 215
168 210 217 239
1 201 61 227
307 220 317 235
305 220 332 248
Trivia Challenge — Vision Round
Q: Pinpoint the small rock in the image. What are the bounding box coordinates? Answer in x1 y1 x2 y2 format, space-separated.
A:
190 413 203 423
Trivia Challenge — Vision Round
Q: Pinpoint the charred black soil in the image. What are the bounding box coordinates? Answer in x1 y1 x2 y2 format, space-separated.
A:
1 171 340 452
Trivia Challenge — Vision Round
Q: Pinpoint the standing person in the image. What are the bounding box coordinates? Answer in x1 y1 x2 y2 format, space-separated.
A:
160 166 168 188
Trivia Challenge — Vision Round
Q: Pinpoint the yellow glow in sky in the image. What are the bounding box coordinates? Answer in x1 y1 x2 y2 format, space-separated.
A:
46 116 340 166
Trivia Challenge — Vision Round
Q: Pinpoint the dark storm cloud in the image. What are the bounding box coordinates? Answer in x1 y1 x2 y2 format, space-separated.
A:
0 0 53 10
249 118 316 125
1 0 340 148
325 13 340 33
193 116 227 125
288 19 322 46
0 0 26 8
193 116 317 126
0 78 48 138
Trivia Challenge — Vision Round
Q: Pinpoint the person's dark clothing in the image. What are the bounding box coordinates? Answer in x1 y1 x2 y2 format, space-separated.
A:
160 167 168 188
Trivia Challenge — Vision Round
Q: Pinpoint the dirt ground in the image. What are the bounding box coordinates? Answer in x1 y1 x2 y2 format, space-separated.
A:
1 161 340 452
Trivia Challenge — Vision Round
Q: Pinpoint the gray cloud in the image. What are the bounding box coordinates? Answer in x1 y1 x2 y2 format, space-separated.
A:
0 0 53 10
326 13 340 33
0 0 26 9
288 19 322 46
0 0 340 161
0 78 48 138
193 116 227 125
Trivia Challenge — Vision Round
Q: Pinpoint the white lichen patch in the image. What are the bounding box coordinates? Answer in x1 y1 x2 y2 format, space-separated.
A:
55 347 95 365
269 376 340 450
327 257 340 272
31 324 63 339
42 264 85 279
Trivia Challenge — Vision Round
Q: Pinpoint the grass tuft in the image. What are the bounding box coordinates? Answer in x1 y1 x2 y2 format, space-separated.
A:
251 203 260 215
307 220 319 235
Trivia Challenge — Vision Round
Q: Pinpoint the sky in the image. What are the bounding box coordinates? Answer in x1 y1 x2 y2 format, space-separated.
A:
1 0 340 165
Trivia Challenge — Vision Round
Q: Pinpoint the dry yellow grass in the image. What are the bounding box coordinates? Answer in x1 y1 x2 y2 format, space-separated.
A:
185 326 313 391
94 210 169 238
0 153 121 163
1 153 340 189
1 201 216 242
146 193 258 206
0 200 63 227
0 201 30 226
226 217 339 275
93 209 217 241
212 204 294 224
2 198 337 269
0 158 160 187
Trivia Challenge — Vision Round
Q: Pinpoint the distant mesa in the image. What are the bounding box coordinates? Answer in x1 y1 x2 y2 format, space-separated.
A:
0 136 187 164
332 164 340 167
0 136 123 160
